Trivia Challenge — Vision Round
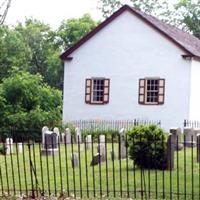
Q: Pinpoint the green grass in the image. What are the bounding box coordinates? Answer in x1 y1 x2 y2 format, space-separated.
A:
0 143 199 199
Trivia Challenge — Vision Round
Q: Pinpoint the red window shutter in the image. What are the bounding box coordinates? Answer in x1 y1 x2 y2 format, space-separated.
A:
138 79 145 104
158 79 165 104
103 79 110 104
85 79 92 104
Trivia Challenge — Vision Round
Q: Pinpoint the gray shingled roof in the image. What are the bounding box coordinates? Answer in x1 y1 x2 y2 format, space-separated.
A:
132 7 200 58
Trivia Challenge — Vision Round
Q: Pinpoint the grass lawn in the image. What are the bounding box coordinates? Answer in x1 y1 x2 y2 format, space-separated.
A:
0 142 199 199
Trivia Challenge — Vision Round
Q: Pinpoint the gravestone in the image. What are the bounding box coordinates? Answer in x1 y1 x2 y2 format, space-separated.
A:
64 128 71 145
5 138 13 155
71 153 79 168
41 127 59 156
197 134 200 163
184 127 196 147
166 134 175 170
61 133 65 143
110 150 115 161
100 135 105 147
170 127 183 151
193 128 200 143
90 153 102 166
119 128 127 159
17 143 23 154
97 144 106 161
86 135 92 150
53 127 60 142
75 128 82 144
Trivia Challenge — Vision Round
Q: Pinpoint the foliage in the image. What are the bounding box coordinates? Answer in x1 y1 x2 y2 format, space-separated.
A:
57 14 98 50
0 70 62 139
128 125 167 169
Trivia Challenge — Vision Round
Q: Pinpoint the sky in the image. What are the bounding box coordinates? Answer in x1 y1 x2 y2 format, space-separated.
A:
4 0 102 28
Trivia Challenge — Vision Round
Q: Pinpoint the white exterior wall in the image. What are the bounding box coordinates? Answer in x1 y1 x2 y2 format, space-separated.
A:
189 59 200 120
63 10 192 131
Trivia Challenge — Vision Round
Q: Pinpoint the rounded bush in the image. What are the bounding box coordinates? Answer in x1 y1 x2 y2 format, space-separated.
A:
128 125 167 169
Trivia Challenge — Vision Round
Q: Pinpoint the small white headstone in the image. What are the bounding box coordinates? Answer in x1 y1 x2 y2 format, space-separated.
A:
5 138 13 155
119 128 127 159
75 128 82 143
86 135 92 150
184 127 195 147
64 128 71 145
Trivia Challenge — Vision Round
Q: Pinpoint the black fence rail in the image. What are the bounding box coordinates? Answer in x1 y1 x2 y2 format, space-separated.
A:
0 131 199 199
184 119 200 128
65 119 161 131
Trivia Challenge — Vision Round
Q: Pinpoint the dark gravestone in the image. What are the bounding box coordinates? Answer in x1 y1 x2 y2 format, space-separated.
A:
71 153 79 168
90 153 102 166
44 133 57 149
166 134 175 170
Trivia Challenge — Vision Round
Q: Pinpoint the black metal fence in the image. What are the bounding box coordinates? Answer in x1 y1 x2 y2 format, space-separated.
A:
0 131 199 199
184 119 200 128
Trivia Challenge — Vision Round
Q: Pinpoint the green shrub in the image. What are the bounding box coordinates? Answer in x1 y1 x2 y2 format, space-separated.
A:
128 125 167 169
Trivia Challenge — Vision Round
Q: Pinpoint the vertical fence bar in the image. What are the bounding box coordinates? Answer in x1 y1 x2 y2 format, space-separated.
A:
169 134 172 200
58 137 63 196
177 135 179 200
71 135 76 198
22 137 28 196
126 134 129 198
111 134 116 197
133 135 136 199
98 135 102 198
64 136 69 196
140 134 143 200
9 137 16 195
28 140 35 198
91 135 95 197
15 137 22 195
162 135 165 199
45 137 51 196
191 135 194 200
38 142 44 195
105 134 109 197
78 135 82 198
51 136 57 196
84 137 89 198
0 164 3 196
184 135 186 200
118 134 122 198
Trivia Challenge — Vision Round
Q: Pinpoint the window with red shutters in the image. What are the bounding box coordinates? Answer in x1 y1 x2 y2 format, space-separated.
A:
85 78 110 104
138 78 165 105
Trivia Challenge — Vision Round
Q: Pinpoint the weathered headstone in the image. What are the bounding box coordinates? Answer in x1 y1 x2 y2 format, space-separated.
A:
64 128 71 145
197 134 200 162
166 134 175 170
71 153 79 168
86 135 92 150
97 144 106 161
53 127 60 142
41 127 59 156
184 127 196 147
75 128 82 144
170 127 183 151
17 143 23 154
119 128 127 159
100 135 105 147
193 128 200 143
5 138 13 155
90 153 101 166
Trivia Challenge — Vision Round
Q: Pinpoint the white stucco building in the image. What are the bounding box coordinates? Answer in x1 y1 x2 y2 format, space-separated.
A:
60 5 200 131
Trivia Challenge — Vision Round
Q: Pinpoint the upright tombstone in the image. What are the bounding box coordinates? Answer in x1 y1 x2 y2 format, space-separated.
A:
170 127 183 151
75 128 82 144
119 128 127 159
184 127 195 147
5 138 13 155
71 153 79 168
90 153 102 166
86 135 92 150
53 127 60 142
97 135 106 161
193 128 200 143
100 135 105 147
166 134 175 170
64 128 71 145
41 127 59 156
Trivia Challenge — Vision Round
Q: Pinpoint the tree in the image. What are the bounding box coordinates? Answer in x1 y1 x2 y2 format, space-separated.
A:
57 14 98 50
15 18 64 89
0 25 31 80
0 70 62 139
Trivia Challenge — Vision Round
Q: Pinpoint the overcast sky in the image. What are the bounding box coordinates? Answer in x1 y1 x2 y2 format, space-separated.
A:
5 0 102 28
